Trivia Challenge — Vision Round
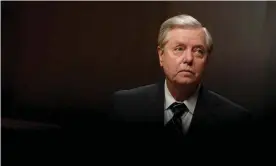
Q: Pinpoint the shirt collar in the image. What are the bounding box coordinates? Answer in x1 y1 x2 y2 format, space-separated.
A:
164 80 200 114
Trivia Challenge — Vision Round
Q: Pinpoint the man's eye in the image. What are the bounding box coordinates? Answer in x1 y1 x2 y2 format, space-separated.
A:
194 48 206 56
197 49 204 54
174 47 184 51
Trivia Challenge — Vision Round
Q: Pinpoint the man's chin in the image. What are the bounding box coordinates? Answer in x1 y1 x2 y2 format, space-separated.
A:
175 78 196 85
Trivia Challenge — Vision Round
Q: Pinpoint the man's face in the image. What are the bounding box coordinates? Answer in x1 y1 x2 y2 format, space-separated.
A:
158 27 208 86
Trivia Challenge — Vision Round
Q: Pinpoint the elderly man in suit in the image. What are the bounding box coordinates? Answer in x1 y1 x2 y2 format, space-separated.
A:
109 14 252 151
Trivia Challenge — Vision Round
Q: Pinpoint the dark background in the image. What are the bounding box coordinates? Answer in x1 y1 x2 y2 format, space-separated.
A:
2 1 276 126
2 1 276 164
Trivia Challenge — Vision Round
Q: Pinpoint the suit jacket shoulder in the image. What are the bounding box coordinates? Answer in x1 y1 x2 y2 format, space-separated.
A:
188 86 252 139
196 88 250 122
111 83 163 122
207 89 247 111
113 83 159 99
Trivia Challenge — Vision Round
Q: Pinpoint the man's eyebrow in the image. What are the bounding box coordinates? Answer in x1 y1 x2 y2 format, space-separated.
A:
172 41 186 46
193 44 206 49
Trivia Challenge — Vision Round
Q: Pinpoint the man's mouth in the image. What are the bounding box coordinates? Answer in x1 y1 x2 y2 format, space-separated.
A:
178 70 194 75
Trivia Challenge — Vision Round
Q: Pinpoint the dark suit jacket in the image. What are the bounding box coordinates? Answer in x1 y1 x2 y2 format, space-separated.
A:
108 80 253 154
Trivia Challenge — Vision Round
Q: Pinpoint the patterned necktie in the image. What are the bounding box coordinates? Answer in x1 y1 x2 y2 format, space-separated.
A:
165 102 189 137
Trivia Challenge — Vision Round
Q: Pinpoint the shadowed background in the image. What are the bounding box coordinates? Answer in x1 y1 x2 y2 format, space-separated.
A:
2 1 276 164
2 1 276 128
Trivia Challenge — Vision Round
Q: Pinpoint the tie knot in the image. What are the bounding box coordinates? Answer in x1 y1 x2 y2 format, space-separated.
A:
169 102 188 118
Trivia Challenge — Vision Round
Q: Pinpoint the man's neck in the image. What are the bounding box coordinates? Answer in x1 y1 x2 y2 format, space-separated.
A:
166 79 199 102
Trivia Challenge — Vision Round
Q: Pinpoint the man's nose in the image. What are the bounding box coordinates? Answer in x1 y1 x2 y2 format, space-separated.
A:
182 49 193 64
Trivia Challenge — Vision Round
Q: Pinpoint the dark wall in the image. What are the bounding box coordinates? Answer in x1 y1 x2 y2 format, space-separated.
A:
2 1 276 123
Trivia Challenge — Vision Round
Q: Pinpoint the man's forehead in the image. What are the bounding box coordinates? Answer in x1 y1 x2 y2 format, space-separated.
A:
166 28 206 44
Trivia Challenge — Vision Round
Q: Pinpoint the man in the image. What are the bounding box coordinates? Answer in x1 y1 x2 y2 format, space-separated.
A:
109 14 252 151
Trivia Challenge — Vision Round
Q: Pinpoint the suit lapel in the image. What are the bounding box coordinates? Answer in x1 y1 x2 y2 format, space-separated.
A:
188 85 218 136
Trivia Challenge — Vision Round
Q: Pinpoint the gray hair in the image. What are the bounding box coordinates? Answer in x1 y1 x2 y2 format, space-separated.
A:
158 14 213 54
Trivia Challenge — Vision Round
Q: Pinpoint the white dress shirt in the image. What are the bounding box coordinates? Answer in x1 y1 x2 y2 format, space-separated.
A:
164 80 200 134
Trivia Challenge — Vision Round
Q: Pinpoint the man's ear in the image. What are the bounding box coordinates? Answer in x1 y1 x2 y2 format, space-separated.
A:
157 46 164 67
